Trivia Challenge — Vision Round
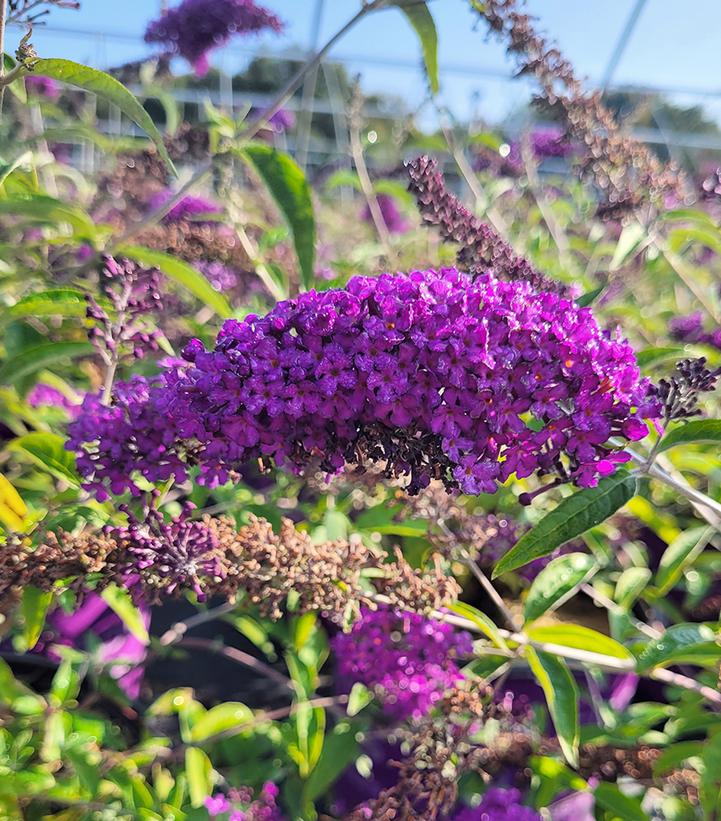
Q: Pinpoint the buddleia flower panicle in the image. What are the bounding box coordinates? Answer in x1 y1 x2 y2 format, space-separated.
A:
0 513 459 617
205 783 284 820
144 0 283 76
476 0 686 216
70 268 657 500
452 788 542 821
362 194 410 235
86 255 164 365
654 357 720 422
406 156 565 294
333 605 473 720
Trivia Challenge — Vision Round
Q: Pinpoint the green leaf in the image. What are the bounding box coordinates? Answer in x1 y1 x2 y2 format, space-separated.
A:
614 567 652 611
50 656 83 704
525 647 579 766
610 222 645 271
0 341 93 386
594 781 648 821
20 587 53 651
347 682 374 717
101 584 149 643
652 741 704 776
10 432 81 487
393 1 439 94
448 601 510 652
119 246 232 318
184 747 213 808
655 527 712 596
241 143 315 290
635 623 717 672
575 285 604 308
657 419 721 453
304 722 360 802
493 471 637 577
524 553 597 623
0 196 95 235
9 288 91 319
31 59 175 175
189 702 253 742
526 624 633 661
635 346 685 368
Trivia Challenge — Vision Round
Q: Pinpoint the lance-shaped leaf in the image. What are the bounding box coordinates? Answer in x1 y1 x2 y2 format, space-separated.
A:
524 553 597 623
494 471 637 577
526 624 633 662
657 419 721 453
101 584 149 643
525 647 579 767
185 747 213 808
31 59 175 175
10 432 81 487
9 288 94 319
655 527 712 596
119 245 232 319
241 143 316 290
635 623 718 672
0 341 93 386
20 587 53 651
393 1 439 94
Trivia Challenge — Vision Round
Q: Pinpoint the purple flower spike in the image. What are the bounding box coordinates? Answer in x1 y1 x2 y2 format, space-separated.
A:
453 787 542 820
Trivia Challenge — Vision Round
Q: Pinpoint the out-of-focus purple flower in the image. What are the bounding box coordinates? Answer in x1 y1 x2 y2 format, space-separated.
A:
452 788 542 820
608 672 639 712
28 383 81 418
69 268 657 500
548 789 595 821
205 783 284 820
472 142 523 177
333 605 473 720
25 74 60 101
194 260 241 291
670 312 721 351
362 193 410 234
148 190 223 224
144 0 283 76
256 106 295 133
46 594 149 699
530 127 573 160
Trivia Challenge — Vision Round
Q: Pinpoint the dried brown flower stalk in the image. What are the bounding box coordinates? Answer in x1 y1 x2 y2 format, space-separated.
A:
406 155 566 294
0 514 459 620
476 0 686 216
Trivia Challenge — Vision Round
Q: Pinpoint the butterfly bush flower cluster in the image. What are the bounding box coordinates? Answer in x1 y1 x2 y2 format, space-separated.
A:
205 783 283 821
148 190 223 224
452 788 542 821
669 312 721 351
86 256 164 367
25 74 60 101
70 267 655 499
333 605 473 720
144 0 283 76
28 383 81 417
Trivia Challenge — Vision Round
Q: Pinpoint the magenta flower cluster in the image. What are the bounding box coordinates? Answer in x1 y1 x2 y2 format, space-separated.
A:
332 605 473 720
452 788 542 821
148 190 223 224
205 783 283 821
69 268 655 499
144 0 283 76
25 74 61 101
28 383 80 417
670 312 721 352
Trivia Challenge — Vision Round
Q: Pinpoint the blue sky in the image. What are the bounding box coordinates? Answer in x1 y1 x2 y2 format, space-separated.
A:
12 0 721 127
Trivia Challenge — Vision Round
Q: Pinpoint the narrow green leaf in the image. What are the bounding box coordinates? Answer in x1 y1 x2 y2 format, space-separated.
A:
524 553 597 623
119 245 232 318
657 419 721 453
10 432 81 487
393 1 439 94
614 567 652 611
525 647 579 767
9 288 91 319
635 623 717 672
304 722 360 802
185 747 213 808
241 143 315 290
0 341 92 386
0 196 95 235
493 471 637 577
655 527 712 596
610 222 645 271
594 782 649 821
20 587 53 650
575 285 604 308
101 584 149 643
347 682 374 716
635 346 685 368
189 702 253 742
526 623 633 661
448 601 509 652
50 656 83 704
652 741 704 776
31 59 175 175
